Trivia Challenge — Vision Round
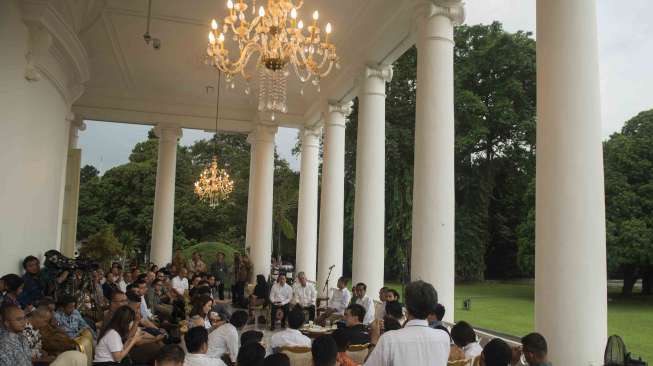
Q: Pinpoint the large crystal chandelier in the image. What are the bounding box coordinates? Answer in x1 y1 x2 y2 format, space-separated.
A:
204 0 339 120
194 72 235 207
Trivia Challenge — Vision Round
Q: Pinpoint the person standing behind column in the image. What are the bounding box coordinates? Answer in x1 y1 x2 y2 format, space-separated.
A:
188 252 208 276
292 271 317 322
269 274 293 330
172 250 186 273
210 252 229 300
317 277 351 326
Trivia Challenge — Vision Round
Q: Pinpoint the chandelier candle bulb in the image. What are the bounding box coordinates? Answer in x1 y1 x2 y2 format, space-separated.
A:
325 23 331 43
258 6 265 17
209 32 216 45
298 20 304 29
290 7 297 27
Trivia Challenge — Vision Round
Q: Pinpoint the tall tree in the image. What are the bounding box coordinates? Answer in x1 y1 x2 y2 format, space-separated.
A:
604 109 653 295
343 22 536 281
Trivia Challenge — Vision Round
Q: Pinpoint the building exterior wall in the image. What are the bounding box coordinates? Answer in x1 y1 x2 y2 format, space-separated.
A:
0 0 71 273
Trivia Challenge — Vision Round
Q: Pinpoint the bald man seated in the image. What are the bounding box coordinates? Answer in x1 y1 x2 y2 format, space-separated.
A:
29 306 78 357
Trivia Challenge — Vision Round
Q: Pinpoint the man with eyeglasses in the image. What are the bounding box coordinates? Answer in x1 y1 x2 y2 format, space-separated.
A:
102 290 129 326
0 304 32 366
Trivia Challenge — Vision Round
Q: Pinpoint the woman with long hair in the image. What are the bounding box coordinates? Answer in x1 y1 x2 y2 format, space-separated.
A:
189 294 213 329
93 305 143 365
248 274 269 322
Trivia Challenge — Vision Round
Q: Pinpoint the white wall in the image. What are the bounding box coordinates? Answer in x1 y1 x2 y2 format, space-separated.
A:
0 1 71 274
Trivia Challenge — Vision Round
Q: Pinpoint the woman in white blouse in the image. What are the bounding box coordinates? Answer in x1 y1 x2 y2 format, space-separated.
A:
189 294 214 329
93 306 143 365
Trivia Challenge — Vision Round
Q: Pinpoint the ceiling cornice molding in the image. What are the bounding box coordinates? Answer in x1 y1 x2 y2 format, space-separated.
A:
20 1 91 106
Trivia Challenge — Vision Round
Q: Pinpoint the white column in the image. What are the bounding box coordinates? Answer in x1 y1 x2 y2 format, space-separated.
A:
317 101 352 296
250 124 277 281
150 125 182 266
410 0 464 323
245 132 257 251
295 127 321 281
60 117 86 257
535 1 607 365
352 65 392 298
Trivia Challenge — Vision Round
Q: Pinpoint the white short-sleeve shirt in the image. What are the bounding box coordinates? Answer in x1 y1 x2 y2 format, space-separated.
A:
356 295 376 325
364 319 450 366
94 329 123 362
269 328 312 352
172 276 189 295
207 323 240 362
184 353 227 366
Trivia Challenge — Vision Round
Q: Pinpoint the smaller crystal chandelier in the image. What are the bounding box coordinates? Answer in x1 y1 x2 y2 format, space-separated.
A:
194 72 235 207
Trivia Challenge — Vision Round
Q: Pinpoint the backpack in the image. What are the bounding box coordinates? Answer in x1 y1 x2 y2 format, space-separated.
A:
605 335 627 366
605 335 649 366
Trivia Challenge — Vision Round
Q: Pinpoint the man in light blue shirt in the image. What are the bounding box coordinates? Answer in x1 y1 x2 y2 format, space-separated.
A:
53 295 94 338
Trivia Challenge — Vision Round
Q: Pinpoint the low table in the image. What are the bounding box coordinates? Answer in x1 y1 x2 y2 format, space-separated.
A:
300 324 337 338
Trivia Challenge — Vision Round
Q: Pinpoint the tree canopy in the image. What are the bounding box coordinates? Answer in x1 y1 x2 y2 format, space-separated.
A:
77 131 299 264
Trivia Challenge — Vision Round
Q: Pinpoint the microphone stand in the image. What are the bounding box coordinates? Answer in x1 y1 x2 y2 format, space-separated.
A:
322 265 334 308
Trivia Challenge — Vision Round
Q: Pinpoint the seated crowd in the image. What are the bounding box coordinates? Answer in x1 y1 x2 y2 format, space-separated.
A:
0 252 551 366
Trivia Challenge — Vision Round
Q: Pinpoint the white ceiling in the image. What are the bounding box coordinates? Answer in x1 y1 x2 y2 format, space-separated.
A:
71 0 419 132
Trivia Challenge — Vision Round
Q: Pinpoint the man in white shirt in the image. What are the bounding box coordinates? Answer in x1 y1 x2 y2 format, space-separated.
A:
269 307 312 353
316 277 351 326
292 271 317 322
171 268 189 297
184 326 226 366
269 274 293 330
374 287 389 321
207 310 248 363
364 280 450 366
354 282 375 325
132 279 153 320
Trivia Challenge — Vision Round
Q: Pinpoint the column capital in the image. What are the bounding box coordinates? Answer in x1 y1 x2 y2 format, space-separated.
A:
246 131 257 145
301 127 322 148
254 123 278 143
414 0 465 25
325 101 353 128
154 124 183 142
364 64 394 84
327 100 353 117
67 112 86 130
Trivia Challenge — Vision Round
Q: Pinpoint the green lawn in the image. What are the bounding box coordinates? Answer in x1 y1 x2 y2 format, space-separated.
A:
385 281 652 362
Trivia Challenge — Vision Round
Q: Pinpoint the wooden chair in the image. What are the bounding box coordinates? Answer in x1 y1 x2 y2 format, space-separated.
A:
346 343 370 364
472 356 481 366
73 328 94 366
280 346 313 366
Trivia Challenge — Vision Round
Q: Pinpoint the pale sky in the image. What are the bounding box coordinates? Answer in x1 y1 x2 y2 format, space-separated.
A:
80 0 653 174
